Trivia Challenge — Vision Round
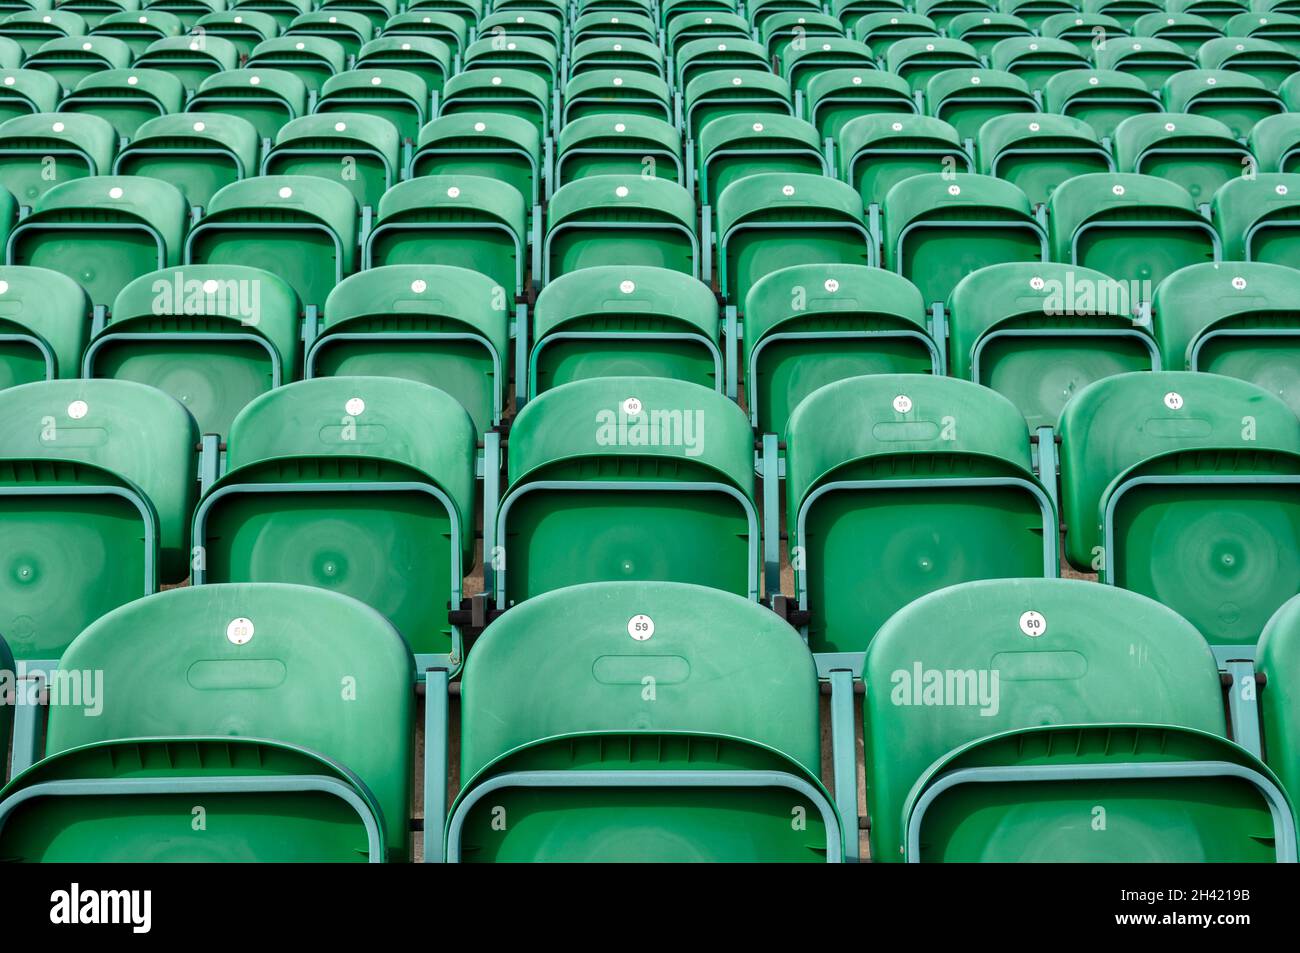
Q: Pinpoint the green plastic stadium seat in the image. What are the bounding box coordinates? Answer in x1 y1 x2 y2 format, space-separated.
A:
192 377 477 661
978 113 1113 206
836 0 908 25
367 175 527 300
683 70 794 141
948 261 1156 428
0 265 89 386
8 175 183 308
0 69 61 125
1152 261 1300 413
915 0 995 31
851 12 938 54
406 0 481 34
1040 12 1128 56
1199 35 1300 86
1163 69 1284 138
0 10 86 57
320 0 396 31
464 34 561 93
924 68 1037 142
1043 69 1163 138
1113 112 1251 203
246 35 346 95
786 373 1056 654
492 0 564 16
1096 36 1197 90
483 9 564 46
59 0 139 29
544 174 697 284
761 10 843 63
25 35 133 94
262 113 399 212
116 114 256 209
0 113 116 207
570 37 665 79
316 69 430 143
561 69 673 124
57 68 184 139
1000 0 1077 29
449 580 841 862
666 11 750 59
187 175 358 311
885 36 983 89
948 12 1032 58
883 173 1045 307
87 264 299 437
89 8 180 54
1284 72 1300 110
412 114 541 206
439 67 550 138
806 70 918 145
380 14 465 61
557 114 682 187
865 577 1295 862
1082 0 1161 29
1227 10 1300 54
133 35 241 95
0 583 415 861
1048 173 1219 289
748 0 823 29
284 11 373 59
144 0 224 30
307 264 509 432
675 37 769 91
192 10 278 59
189 68 308 142
233 0 309 30
1059 370 1300 645
356 37 453 94
0 378 198 659
494 377 759 605
1169 0 1249 28
1133 11 1223 54
989 37 1092 93
661 0 738 25
716 172 871 309
745 263 938 436
782 38 877 100
698 113 825 205
1212 172 1300 264
529 264 721 397
1257 595 1300 815
840 115 969 205
1251 113 1300 172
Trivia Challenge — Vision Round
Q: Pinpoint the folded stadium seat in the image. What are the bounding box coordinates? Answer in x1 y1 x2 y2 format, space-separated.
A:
0 583 416 862
1095 35 1198 90
406 0 481 35
1113 112 1251 204
132 35 241 96
306 264 509 432
284 12 373 60
914 0 995 31
715 172 871 312
88 8 180 55
561 69 673 125
1081 0 1161 29
1000 0 1077 28
8 175 184 309
666 11 749 60
0 69 61 125
86 264 299 438
745 263 938 438
188 68 307 142
246 36 346 96
445 580 843 863
924 69 1037 145
1048 172 1219 291
261 113 400 213
947 12 1032 58
59 0 139 29
989 37 1092 94
760 11 844 65
56 68 184 139
1040 12 1128 56
0 378 198 664
784 374 1057 655
556 115 683 188
232 0 309 31
320 0 397 32
863 577 1296 862
356 37 453 94
485 10 565 47
1168 0 1248 28
1163 69 1283 139
528 265 722 400
977 114 1114 206
1252 113 1300 172
781 38 877 105
0 265 88 386
851 11 938 54
367 175 527 302
805 69 916 142
581 0 655 14
1152 261 1300 416
491 0 564 16
0 113 116 208
464 35 561 97
0 10 86 58
439 67 551 138
380 14 465 63
748 0 825 29
840 114 970 209
187 175 358 313
1198 35 1300 85
144 0 224 30
697 113 826 207
835 0 908 24
947 261 1157 429
661 0 739 25
1227 9 1300 54
682 70 794 143
544 174 697 284
1042 68 1162 138
123 111 278 201
1212 172 1300 265
314 70 430 144
191 377 478 665
1058 370 1300 653
411 114 541 208
491 377 760 606
885 37 983 90
883 173 1046 308
1133 11 1223 53
192 9 279 59
25 35 133 95
569 37 666 80
674 37 770 94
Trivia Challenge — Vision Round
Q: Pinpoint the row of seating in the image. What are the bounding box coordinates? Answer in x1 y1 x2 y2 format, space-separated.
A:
1 576 1298 861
